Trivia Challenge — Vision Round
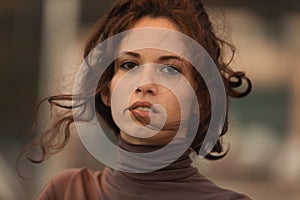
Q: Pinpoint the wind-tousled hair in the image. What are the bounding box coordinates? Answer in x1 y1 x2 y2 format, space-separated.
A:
21 0 251 164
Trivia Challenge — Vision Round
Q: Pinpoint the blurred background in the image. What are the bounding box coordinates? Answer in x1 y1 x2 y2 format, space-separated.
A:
0 0 299 199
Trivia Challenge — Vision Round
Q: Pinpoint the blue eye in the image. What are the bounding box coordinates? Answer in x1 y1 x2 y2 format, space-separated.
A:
161 65 180 75
120 61 139 70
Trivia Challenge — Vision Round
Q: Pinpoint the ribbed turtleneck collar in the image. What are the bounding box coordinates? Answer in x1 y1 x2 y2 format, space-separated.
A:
110 136 198 182
99 137 248 200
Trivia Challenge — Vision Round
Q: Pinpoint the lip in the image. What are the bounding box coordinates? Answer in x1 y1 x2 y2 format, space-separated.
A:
127 101 158 120
129 101 158 113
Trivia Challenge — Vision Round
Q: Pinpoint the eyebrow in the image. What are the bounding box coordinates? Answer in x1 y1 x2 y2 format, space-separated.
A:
158 55 183 62
121 51 140 58
120 51 183 62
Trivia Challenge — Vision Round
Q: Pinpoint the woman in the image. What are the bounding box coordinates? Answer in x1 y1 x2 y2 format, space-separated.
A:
28 0 252 199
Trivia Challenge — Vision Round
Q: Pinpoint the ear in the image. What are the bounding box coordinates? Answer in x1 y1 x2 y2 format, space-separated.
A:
100 86 111 107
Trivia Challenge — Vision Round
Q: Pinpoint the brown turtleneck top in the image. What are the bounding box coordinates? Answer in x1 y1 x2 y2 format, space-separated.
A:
37 138 251 200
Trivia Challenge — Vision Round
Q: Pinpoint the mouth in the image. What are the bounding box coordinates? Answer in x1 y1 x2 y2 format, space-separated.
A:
128 101 158 119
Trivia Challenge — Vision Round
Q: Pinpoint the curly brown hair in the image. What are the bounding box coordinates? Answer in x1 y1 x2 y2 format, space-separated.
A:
23 0 251 163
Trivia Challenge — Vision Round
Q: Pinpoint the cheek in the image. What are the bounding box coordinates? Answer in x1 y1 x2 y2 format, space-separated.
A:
109 71 123 94
109 78 116 94
171 88 197 119
165 93 180 110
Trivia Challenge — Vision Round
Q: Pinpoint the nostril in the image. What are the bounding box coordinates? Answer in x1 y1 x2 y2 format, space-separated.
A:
136 83 157 95
146 89 153 94
136 87 154 94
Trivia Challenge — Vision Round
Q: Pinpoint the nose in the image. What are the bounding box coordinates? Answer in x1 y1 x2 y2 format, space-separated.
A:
136 83 158 95
135 65 158 95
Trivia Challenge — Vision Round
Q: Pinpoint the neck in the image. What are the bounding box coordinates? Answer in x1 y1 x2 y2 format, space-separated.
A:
119 130 180 146
113 135 197 181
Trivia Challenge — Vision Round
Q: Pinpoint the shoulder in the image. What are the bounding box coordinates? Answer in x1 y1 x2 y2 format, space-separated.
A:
37 168 103 200
52 167 101 184
47 168 101 191
189 173 251 200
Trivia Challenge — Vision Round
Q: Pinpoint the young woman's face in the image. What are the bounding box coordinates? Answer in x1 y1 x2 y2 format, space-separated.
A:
103 17 198 145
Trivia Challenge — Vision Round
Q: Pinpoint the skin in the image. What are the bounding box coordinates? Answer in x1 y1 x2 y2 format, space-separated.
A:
102 17 197 146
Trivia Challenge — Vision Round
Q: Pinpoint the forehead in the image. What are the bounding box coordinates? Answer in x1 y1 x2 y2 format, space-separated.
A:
117 30 190 60
116 16 190 57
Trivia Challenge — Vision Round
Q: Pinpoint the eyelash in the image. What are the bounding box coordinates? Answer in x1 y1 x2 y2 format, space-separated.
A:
120 61 139 70
120 61 181 75
161 65 181 74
